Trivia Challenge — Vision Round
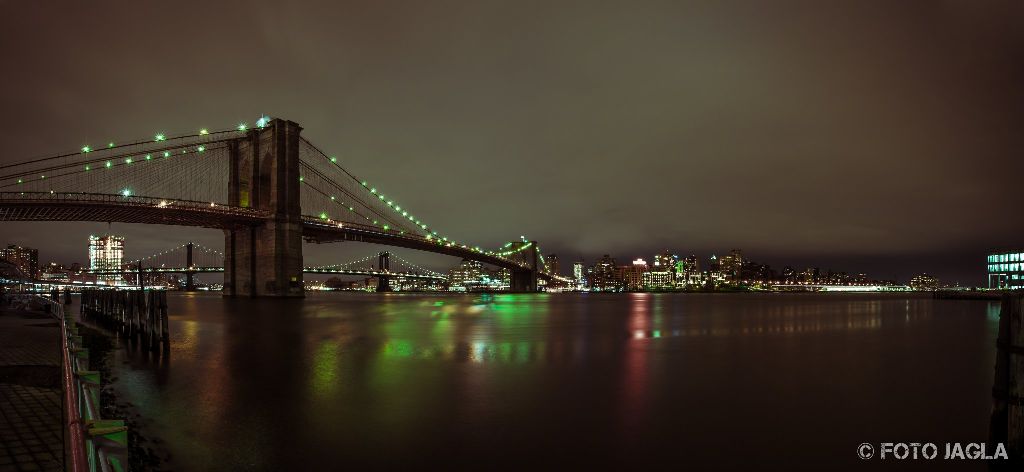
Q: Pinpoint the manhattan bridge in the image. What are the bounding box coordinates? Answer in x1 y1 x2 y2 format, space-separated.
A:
0 117 564 296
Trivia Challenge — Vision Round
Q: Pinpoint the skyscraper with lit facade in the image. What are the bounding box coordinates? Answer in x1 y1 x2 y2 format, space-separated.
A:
88 235 124 284
619 258 648 291
0 244 39 279
573 261 585 290
647 251 675 289
988 251 1024 288
590 255 620 292
546 254 559 277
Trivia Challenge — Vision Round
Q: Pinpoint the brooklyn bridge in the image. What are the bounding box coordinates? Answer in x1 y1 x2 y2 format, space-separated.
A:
0 117 561 296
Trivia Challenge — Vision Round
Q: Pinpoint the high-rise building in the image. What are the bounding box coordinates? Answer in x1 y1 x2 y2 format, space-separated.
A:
0 244 39 279
717 249 744 282
675 255 701 288
590 255 620 292
648 251 675 289
88 235 124 284
909 273 940 290
546 254 559 277
619 258 649 291
573 261 585 290
448 258 483 291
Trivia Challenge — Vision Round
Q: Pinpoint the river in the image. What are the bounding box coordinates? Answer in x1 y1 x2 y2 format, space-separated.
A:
79 292 999 470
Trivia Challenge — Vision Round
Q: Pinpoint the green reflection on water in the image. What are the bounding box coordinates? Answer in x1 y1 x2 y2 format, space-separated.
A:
311 341 340 398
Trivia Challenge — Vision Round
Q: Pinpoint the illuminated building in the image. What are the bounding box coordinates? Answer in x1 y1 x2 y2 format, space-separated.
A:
39 262 70 282
646 251 675 289
448 259 483 291
88 235 124 284
446 259 508 291
590 255 620 292
987 251 1024 289
573 261 585 290
0 244 39 279
546 254 560 277
909 273 939 290
619 258 648 291
717 249 743 282
675 255 701 287
652 251 675 271
643 270 674 290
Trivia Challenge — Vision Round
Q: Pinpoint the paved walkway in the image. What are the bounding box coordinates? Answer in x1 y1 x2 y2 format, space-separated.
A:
0 302 64 472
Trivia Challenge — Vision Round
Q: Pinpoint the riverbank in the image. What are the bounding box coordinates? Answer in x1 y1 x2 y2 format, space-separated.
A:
0 302 64 471
73 303 167 471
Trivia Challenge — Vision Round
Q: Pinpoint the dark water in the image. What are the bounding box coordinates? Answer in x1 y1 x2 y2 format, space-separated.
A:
86 292 1000 470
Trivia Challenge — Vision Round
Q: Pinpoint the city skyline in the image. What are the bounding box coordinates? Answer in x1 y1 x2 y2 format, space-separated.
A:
2 2 1023 285
4 233 956 290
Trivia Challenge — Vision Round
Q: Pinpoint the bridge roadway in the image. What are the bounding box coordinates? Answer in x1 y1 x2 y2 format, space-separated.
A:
0 191 543 276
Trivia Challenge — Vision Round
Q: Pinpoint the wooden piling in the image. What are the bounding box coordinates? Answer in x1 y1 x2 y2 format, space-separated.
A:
79 289 170 351
991 293 1024 466
159 292 169 343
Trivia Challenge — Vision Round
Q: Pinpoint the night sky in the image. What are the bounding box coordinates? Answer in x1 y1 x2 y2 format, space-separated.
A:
1 1 1022 285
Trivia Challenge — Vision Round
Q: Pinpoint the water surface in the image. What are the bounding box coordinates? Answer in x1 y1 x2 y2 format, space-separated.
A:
85 292 999 470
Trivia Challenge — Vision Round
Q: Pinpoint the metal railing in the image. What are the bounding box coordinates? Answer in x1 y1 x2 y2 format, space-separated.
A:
37 292 129 472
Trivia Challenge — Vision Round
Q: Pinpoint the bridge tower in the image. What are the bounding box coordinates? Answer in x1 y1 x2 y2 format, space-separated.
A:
376 251 392 292
509 241 539 292
223 119 305 297
184 242 197 292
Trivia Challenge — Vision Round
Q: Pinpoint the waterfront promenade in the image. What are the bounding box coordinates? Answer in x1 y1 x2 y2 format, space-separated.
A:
0 300 64 471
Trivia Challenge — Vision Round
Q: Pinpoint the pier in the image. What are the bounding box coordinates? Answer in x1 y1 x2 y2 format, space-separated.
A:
79 289 169 350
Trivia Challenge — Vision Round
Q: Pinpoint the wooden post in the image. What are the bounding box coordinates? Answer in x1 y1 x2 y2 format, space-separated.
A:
991 293 1024 466
159 291 169 344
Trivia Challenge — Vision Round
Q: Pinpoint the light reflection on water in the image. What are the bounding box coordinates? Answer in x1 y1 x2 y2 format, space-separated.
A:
90 292 997 470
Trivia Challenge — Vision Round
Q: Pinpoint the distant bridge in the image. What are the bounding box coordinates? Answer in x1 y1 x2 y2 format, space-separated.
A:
83 243 448 291
0 117 564 296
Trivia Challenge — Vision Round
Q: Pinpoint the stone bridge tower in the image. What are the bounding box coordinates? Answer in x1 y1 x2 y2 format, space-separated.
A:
223 118 304 297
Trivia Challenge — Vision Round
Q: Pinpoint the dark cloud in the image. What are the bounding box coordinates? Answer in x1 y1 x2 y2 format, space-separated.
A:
1 0 1022 284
